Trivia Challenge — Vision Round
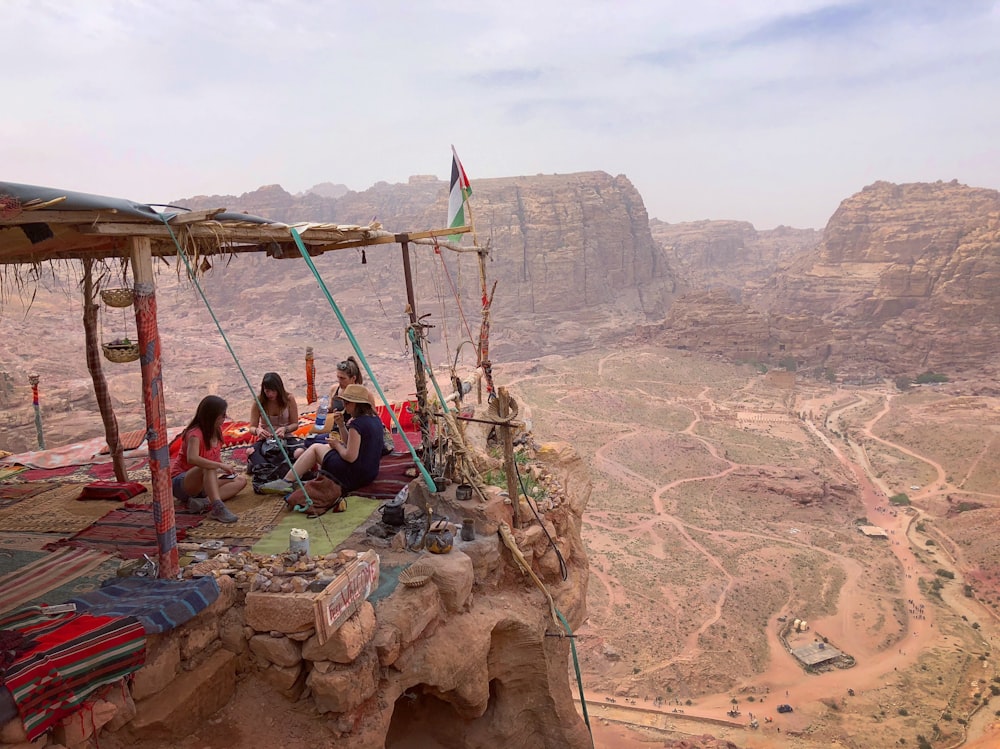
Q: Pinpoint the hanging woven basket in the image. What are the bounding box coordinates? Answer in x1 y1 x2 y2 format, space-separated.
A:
101 288 134 308
102 342 140 364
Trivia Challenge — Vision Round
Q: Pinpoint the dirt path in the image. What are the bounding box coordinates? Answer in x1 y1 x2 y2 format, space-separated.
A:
551 360 1000 746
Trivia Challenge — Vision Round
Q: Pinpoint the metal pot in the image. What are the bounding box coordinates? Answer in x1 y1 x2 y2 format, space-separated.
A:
456 483 473 501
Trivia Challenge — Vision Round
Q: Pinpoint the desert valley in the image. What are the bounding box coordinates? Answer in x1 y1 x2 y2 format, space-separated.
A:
1 172 999 749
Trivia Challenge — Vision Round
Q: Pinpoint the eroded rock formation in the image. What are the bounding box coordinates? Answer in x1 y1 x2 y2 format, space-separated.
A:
179 171 683 360
652 181 1000 378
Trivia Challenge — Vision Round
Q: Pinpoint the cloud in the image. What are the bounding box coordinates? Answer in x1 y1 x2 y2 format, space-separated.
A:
1 0 999 228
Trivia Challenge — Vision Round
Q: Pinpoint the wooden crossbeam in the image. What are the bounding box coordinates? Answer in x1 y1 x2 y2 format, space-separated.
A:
167 208 226 225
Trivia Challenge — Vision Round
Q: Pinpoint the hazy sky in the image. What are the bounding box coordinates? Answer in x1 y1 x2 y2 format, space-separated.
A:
4 0 999 229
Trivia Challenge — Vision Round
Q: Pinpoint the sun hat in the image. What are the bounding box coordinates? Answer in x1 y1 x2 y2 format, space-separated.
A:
340 384 371 404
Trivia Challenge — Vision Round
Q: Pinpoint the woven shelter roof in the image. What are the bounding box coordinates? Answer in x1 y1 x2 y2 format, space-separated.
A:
0 181 461 266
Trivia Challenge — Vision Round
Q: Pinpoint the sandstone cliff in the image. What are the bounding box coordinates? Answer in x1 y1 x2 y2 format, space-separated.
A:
180 172 682 360
651 219 819 293
651 181 1000 379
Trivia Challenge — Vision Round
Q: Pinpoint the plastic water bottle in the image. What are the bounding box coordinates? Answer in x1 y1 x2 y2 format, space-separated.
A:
314 395 329 429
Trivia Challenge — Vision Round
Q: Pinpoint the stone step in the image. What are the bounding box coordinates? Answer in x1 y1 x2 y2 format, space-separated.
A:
129 649 236 740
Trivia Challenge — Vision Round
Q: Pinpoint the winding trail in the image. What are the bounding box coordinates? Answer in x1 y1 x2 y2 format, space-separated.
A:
514 354 1000 745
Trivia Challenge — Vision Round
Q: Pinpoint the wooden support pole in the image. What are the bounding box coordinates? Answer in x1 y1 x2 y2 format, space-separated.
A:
82 259 127 482
130 236 178 579
401 238 432 463
28 374 44 449
497 387 520 528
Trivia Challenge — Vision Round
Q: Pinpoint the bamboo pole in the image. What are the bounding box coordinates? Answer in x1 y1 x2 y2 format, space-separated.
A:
130 236 178 579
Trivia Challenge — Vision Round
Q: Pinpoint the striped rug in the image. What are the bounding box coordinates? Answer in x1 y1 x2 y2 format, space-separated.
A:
0 547 110 615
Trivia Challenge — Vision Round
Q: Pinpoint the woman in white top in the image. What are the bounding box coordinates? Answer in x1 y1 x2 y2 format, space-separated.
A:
250 372 299 439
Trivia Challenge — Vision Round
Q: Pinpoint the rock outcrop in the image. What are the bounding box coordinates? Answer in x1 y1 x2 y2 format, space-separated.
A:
652 181 1000 378
651 219 819 293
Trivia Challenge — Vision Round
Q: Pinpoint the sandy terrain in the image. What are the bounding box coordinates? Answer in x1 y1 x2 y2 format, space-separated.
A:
505 345 1000 749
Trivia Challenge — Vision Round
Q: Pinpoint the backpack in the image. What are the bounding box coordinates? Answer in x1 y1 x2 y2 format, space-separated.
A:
247 438 302 493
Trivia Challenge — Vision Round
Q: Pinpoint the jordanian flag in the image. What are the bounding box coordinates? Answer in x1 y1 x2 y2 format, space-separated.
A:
447 145 472 240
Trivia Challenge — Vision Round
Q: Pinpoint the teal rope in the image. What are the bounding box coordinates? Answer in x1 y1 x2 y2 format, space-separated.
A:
407 327 452 415
157 218 316 511
288 228 436 492
556 608 593 740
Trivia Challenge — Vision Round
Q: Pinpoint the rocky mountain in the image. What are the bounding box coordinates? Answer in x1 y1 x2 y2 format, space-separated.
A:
180 171 683 359
650 181 1000 379
650 219 819 293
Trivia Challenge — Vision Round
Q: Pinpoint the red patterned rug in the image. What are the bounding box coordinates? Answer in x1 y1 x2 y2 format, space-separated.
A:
88 458 149 480
44 506 203 559
0 482 54 510
17 465 83 481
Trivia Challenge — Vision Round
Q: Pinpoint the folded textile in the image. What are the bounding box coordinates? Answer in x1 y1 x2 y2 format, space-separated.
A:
69 576 220 634
99 429 146 454
0 608 146 741
76 481 147 502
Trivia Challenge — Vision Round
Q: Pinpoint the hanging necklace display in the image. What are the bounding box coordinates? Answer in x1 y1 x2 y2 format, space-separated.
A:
100 280 140 363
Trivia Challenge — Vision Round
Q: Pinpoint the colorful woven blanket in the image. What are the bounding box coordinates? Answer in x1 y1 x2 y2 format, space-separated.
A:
0 547 111 615
69 576 219 634
44 506 203 558
0 608 146 740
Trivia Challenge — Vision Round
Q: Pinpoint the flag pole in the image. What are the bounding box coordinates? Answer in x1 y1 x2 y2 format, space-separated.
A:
458 167 497 402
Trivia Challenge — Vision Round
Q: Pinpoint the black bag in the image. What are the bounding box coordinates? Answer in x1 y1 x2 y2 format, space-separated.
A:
248 438 302 493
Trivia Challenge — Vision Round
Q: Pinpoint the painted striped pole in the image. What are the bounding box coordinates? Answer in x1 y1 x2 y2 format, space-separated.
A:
28 373 44 449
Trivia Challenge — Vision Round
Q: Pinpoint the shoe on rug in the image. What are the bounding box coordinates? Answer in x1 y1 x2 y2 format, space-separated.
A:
260 478 294 495
186 496 210 513
208 500 239 524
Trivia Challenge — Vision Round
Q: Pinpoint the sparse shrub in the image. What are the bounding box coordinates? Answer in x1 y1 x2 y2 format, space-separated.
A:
895 376 912 391
898 707 909 716
936 569 954 579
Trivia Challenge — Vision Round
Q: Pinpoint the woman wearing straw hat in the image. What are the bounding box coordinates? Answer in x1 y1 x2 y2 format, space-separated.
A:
260 384 384 508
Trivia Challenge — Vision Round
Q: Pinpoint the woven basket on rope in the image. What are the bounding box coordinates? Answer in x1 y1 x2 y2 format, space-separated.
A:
102 343 140 364
101 288 134 308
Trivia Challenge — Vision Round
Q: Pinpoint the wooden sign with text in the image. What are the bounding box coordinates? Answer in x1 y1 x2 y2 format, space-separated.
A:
313 550 380 644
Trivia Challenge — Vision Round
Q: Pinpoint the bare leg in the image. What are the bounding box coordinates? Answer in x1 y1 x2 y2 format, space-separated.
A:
202 469 223 501
219 475 247 500
283 443 331 481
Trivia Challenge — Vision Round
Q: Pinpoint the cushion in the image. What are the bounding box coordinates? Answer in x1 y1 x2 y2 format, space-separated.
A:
222 420 256 447
77 481 147 502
